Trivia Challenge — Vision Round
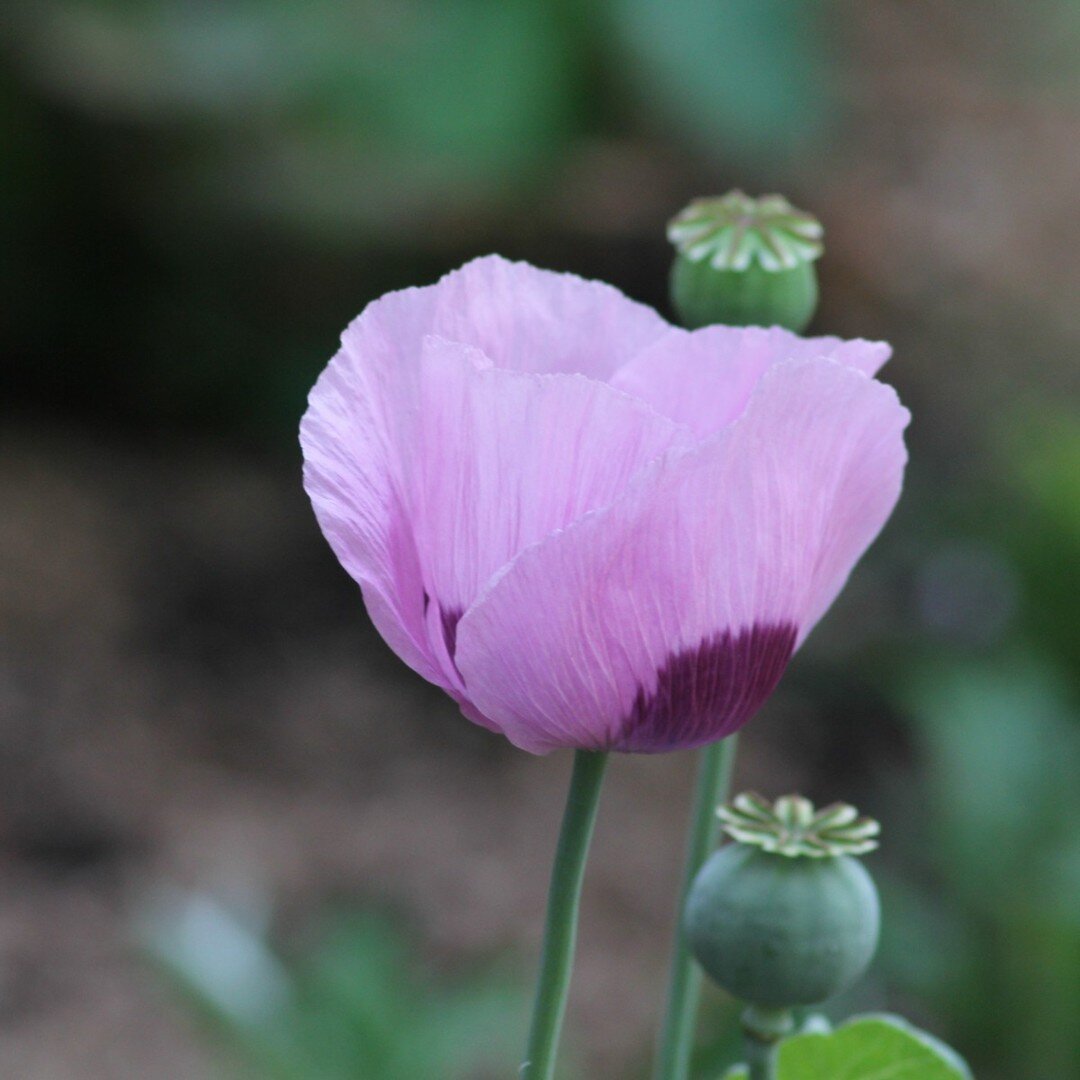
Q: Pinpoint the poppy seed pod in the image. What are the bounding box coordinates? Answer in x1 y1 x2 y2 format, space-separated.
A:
668 191 822 333
684 794 881 1008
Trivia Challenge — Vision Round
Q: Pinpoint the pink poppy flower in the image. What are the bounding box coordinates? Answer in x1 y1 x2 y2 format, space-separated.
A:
301 256 908 754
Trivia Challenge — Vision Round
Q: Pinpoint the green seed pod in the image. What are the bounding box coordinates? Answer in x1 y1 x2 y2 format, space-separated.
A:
667 191 823 332
684 794 881 1008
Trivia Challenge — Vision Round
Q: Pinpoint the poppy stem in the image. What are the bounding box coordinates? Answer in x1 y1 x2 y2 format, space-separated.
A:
653 735 739 1080
521 749 609 1080
742 1005 795 1080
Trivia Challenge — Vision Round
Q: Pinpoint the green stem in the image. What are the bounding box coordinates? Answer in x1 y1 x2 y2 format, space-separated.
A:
745 1038 771 1080
742 1005 795 1080
653 735 739 1080
522 750 609 1080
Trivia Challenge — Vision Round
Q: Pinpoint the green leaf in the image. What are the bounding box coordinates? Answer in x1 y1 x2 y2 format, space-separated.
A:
775 1014 971 1080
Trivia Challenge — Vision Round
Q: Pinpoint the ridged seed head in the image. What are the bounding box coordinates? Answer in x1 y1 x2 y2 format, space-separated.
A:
719 791 880 858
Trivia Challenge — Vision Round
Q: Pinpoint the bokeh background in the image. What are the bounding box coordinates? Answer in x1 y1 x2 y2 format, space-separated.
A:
3 2 1079 1077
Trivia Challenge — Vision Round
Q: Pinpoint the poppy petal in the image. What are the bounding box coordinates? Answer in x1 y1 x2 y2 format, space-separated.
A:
455 358 909 753
610 324 891 439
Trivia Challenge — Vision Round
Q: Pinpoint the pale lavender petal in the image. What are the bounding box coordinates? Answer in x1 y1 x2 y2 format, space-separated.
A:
411 336 691 691
301 334 442 688
610 324 892 439
428 255 670 377
302 322 690 714
455 358 909 754
335 255 669 386
302 261 675 701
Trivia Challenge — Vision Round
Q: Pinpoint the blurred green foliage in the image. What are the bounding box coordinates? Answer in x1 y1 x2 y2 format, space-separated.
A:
8 0 829 239
1002 409 1080 680
9 0 579 235
615 0 830 162
882 656 1080 1080
143 898 528 1080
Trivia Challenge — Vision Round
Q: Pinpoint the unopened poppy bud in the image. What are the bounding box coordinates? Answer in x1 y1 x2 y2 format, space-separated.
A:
684 793 880 1008
668 191 822 332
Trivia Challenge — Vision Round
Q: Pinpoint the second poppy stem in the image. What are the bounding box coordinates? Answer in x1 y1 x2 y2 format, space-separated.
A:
522 749 609 1080
653 735 739 1080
